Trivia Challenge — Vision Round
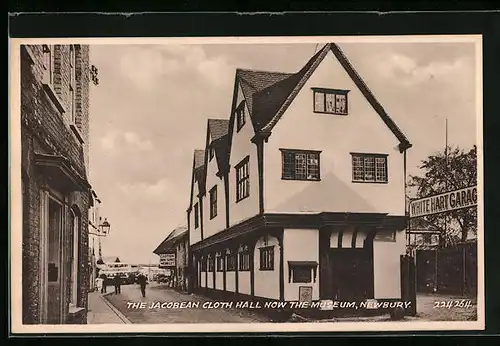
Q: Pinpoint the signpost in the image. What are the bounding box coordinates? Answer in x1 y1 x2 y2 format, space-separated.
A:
409 185 477 219
159 253 176 267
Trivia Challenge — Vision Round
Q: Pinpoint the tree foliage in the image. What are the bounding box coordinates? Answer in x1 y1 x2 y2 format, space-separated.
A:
408 145 477 245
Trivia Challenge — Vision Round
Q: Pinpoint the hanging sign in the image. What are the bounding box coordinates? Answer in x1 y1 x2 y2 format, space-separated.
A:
409 185 477 218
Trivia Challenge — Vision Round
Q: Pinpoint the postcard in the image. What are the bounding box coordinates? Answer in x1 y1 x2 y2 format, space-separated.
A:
9 34 484 334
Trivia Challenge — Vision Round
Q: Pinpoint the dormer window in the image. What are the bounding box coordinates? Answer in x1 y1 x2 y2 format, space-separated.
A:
312 88 349 115
236 101 246 131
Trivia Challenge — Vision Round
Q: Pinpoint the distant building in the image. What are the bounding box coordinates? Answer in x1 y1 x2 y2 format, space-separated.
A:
153 226 189 291
21 44 94 324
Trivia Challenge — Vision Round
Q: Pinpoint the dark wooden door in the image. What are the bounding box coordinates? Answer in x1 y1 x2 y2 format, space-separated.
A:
330 248 373 300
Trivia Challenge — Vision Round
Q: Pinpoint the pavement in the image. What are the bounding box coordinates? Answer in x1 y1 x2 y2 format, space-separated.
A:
103 283 272 324
87 290 131 324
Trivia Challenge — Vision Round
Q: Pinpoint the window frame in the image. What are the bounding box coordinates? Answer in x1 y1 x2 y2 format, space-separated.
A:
194 203 199 229
42 44 55 86
236 101 246 132
259 246 275 271
287 261 318 284
235 156 250 202
238 246 251 271
209 185 217 220
280 149 322 181
216 253 224 272
207 255 214 272
312 88 349 115
351 152 389 184
226 250 237 272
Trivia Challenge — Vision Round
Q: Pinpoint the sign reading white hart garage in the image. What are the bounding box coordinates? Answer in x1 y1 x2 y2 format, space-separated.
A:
409 185 477 218
159 253 176 267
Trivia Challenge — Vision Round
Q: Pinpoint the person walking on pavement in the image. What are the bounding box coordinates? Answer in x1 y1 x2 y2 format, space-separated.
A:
137 273 148 298
113 274 122 294
95 276 104 294
99 273 108 293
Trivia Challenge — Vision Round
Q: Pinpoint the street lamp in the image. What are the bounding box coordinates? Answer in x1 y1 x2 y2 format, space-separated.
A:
100 218 111 235
89 217 111 237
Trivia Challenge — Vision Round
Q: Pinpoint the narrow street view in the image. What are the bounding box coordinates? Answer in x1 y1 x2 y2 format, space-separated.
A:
16 36 481 332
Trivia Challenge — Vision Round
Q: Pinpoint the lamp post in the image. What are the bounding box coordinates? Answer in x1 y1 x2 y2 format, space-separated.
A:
89 217 111 286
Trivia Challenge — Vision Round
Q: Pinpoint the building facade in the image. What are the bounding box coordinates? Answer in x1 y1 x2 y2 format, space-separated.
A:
21 44 93 324
186 43 413 314
154 226 189 291
87 190 102 292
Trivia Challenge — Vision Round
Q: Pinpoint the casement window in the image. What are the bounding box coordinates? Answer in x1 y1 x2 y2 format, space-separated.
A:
259 246 274 271
238 245 250 271
225 249 237 272
236 101 246 131
235 156 250 202
351 153 388 183
201 257 207 272
281 149 321 181
216 253 224 272
313 88 349 115
69 45 76 124
194 203 199 229
207 255 214 272
209 186 217 219
288 261 318 283
42 44 55 86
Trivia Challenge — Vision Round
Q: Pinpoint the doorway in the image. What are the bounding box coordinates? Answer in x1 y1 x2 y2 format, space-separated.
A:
330 248 374 301
47 198 64 324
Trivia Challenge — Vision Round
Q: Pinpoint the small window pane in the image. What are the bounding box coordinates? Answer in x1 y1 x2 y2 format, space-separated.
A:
314 92 325 112
336 94 347 113
295 153 307 180
364 156 376 181
325 93 336 113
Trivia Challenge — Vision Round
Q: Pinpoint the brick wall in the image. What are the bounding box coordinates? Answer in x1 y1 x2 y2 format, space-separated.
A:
21 44 92 324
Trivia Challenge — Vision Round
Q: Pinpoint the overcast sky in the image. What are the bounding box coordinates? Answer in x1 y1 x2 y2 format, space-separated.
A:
87 40 478 264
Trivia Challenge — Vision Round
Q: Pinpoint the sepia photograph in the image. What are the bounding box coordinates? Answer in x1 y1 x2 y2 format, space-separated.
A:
9 35 483 334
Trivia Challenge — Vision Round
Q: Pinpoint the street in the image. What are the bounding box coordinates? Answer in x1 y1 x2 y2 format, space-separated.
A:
101 283 477 324
103 283 273 323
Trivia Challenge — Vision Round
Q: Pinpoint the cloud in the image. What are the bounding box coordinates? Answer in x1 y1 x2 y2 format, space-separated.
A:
376 53 466 87
100 130 118 151
119 46 181 89
99 130 154 153
118 178 173 199
123 131 154 151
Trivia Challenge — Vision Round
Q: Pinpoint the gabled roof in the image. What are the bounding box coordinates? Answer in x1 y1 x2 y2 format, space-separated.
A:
237 69 293 132
233 43 412 152
153 225 188 254
194 149 205 169
205 119 230 181
189 149 205 209
208 119 229 142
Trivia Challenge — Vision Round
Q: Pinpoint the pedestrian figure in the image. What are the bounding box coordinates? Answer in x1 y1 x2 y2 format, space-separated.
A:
113 274 122 294
99 273 108 293
95 277 104 294
137 273 148 298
